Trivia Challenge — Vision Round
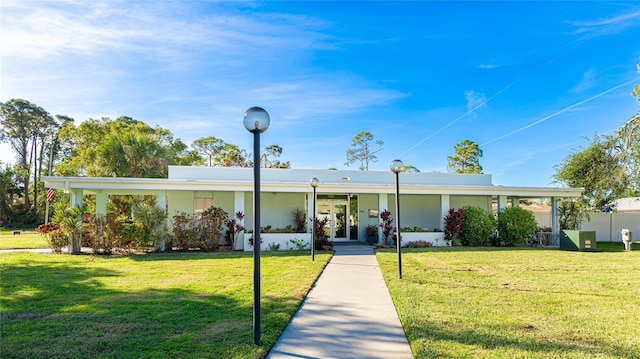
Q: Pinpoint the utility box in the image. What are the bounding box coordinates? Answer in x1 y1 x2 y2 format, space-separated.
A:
622 229 633 251
560 230 598 251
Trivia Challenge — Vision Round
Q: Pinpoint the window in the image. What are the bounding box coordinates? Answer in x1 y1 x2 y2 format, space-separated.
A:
194 197 213 214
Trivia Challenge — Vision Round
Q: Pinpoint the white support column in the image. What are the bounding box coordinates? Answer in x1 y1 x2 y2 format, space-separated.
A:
378 194 388 244
68 189 83 253
95 191 107 216
234 191 245 250
94 191 107 247
440 194 450 234
551 197 560 245
511 196 520 208
156 191 167 251
497 195 508 211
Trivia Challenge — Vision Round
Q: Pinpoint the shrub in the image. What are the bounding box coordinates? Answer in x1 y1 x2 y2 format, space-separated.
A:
288 237 308 250
172 212 197 250
53 205 83 253
292 208 307 233
197 206 228 251
459 206 495 246
379 209 394 245
312 217 331 250
132 197 168 251
35 222 66 253
497 206 538 246
444 208 464 243
225 211 245 250
406 240 433 248
267 242 280 251
83 214 107 254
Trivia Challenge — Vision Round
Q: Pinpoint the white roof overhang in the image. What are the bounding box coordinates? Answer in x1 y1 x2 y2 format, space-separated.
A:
43 176 583 198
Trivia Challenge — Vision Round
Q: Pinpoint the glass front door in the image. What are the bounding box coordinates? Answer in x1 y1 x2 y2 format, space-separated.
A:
318 200 350 241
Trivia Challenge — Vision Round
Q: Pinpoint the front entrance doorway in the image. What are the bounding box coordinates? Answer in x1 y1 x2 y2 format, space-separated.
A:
318 200 349 241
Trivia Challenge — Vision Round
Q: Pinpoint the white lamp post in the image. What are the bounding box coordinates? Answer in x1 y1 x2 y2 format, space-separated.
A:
243 107 270 345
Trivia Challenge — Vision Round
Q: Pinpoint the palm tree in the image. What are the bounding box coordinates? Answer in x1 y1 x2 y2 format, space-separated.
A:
99 131 170 178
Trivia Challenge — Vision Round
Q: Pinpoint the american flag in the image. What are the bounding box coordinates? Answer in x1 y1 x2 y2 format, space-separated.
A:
46 188 54 203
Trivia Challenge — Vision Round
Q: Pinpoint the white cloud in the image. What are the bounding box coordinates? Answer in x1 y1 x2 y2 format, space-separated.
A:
570 68 596 93
568 9 640 38
465 90 487 113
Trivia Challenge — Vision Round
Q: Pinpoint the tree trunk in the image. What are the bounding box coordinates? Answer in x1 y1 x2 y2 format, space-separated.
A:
32 137 39 214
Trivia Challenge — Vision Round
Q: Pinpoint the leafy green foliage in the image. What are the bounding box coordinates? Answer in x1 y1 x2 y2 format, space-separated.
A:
496 206 538 246
459 205 495 246
52 205 83 253
554 135 627 210
0 99 63 220
132 196 168 250
447 139 483 174
57 116 197 178
558 200 589 230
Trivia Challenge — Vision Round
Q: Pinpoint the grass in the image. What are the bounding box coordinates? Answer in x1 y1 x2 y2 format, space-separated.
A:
377 244 640 358
0 250 332 358
0 231 48 250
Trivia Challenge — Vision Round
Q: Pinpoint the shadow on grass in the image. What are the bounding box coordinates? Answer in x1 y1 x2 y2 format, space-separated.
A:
0 258 308 358
121 249 326 262
405 317 638 358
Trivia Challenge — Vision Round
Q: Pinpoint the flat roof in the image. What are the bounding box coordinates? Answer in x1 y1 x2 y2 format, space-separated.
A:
44 167 583 198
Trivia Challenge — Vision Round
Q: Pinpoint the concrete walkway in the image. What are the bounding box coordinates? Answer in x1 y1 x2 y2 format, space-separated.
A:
267 244 413 359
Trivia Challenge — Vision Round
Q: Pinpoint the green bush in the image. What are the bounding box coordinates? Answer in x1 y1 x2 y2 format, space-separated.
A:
405 240 433 248
459 206 495 246
497 206 538 246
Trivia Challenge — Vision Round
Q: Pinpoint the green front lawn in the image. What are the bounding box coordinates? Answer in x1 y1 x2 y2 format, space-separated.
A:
1 251 332 358
377 245 640 358
0 232 48 250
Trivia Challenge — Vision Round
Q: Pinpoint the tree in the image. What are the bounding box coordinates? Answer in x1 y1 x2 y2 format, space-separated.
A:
632 61 640 106
192 136 225 166
260 144 290 168
612 115 639 196
57 116 198 177
98 132 170 178
447 139 483 174
401 164 420 173
219 143 250 167
345 131 383 171
0 99 59 215
553 135 627 211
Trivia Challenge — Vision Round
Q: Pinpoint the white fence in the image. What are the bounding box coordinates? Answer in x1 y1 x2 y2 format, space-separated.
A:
581 213 640 242
532 212 639 242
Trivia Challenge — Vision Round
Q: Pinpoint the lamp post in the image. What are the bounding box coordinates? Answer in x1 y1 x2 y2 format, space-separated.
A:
390 159 404 279
310 178 319 261
243 107 270 345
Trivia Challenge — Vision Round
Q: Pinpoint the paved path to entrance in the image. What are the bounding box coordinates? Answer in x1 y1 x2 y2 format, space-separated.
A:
267 244 413 359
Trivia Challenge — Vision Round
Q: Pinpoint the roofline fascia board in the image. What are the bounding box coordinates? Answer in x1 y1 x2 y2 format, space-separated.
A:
43 176 583 198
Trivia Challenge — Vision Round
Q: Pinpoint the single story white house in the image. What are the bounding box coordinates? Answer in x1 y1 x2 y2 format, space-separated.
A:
44 166 583 250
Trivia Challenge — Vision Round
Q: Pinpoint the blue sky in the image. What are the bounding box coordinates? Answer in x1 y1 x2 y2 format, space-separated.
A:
1 1 639 187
